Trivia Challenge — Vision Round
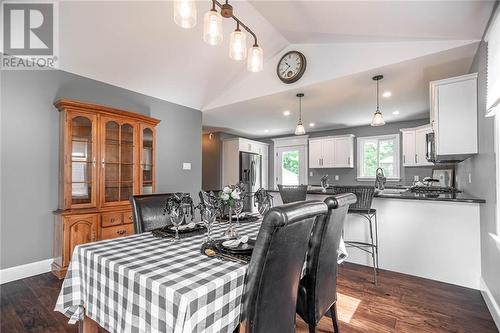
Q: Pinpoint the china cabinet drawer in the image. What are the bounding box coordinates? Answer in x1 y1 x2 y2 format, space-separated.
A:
101 212 123 227
123 211 134 224
101 224 134 240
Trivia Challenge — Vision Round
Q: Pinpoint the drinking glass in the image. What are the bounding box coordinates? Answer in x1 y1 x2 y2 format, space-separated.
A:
169 207 184 240
224 207 239 239
258 200 270 216
233 200 244 227
201 208 217 242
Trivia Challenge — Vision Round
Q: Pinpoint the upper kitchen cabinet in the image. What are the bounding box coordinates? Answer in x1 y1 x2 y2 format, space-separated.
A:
309 135 354 168
429 73 478 162
401 125 433 167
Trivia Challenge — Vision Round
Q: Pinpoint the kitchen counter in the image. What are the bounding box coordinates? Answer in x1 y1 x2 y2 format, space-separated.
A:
268 188 485 203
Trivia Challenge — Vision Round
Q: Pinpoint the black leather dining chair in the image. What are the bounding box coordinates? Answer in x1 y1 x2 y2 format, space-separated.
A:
130 193 176 233
296 194 357 333
239 200 328 333
278 184 308 203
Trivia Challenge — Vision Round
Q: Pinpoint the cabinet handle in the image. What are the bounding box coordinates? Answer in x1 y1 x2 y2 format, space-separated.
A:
117 229 126 235
101 158 105 168
415 154 417 163
110 218 116 223
92 157 96 168
128 215 133 221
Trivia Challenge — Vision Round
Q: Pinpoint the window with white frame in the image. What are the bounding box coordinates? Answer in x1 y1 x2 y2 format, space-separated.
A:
357 134 400 180
486 7 500 116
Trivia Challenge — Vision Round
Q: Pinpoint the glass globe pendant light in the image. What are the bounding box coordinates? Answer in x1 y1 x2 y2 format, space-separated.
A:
371 75 386 127
203 1 223 45
247 43 263 72
229 23 247 60
295 93 306 135
174 0 197 29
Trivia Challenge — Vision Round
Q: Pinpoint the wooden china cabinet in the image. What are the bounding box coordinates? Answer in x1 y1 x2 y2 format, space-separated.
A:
51 99 160 278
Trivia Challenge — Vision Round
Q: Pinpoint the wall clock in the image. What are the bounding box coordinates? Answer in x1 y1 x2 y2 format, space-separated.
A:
276 51 307 84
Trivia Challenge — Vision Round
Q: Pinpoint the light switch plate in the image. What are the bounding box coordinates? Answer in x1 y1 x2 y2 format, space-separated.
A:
335 175 339 181
309 171 313 177
183 162 191 170
414 175 419 181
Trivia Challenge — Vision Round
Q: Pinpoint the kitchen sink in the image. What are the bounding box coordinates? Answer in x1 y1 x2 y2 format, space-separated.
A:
377 188 408 195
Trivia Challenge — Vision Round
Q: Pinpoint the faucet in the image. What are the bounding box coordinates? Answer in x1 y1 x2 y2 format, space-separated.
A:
375 167 387 190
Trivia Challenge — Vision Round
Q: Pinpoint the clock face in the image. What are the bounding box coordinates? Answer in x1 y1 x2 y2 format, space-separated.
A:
277 51 306 83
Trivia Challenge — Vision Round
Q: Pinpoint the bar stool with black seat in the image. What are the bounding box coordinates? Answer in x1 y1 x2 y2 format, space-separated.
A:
334 185 379 284
278 184 308 204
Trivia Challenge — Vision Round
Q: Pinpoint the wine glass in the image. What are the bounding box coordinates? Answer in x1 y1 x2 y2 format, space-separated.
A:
169 207 184 241
201 207 216 242
258 200 270 216
233 200 244 227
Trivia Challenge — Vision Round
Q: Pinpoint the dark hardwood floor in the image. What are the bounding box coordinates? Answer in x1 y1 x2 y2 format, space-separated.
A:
1 263 497 333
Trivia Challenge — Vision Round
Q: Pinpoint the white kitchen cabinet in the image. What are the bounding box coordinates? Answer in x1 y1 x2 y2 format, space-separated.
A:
401 125 433 167
308 135 354 168
222 137 269 189
430 73 478 161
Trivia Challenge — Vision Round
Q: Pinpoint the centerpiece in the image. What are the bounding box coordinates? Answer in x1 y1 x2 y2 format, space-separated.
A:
219 184 244 238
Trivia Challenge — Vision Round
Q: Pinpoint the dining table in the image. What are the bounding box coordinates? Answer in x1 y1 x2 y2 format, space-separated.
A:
55 215 348 333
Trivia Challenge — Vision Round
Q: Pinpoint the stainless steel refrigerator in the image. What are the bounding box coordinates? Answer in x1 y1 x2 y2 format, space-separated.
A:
239 151 262 212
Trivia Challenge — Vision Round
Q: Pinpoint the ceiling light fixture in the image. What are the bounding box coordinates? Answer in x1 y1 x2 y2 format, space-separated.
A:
174 0 197 29
295 93 306 135
392 110 400 115
382 91 392 98
176 0 263 72
309 123 315 127
371 75 386 127
283 110 291 116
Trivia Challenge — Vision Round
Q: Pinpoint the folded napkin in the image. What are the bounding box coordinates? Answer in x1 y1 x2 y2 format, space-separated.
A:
175 222 197 231
222 235 249 248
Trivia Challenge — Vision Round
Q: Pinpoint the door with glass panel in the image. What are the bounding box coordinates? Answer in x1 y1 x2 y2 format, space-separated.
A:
275 146 307 188
100 117 137 207
139 125 156 194
66 111 98 209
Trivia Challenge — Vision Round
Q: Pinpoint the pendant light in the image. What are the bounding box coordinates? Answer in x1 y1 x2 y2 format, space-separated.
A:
203 1 223 46
247 44 263 72
174 0 197 29
371 75 386 127
295 93 306 135
229 22 247 61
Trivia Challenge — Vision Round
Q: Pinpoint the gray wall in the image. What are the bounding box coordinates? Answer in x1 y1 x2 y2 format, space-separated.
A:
0 69 202 269
456 40 500 311
262 119 434 188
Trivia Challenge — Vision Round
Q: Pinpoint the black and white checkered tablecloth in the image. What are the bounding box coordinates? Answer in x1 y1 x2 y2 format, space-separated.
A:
54 221 262 333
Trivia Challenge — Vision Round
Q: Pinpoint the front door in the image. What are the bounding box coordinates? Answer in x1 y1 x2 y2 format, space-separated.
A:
275 146 307 188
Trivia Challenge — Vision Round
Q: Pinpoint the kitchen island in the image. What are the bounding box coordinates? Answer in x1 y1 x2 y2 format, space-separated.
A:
268 188 484 289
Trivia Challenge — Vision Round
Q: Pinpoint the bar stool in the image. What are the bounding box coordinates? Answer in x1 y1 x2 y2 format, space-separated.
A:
333 186 379 284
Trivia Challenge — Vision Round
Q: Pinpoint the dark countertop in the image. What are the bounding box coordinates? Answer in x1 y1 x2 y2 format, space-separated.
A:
267 188 485 204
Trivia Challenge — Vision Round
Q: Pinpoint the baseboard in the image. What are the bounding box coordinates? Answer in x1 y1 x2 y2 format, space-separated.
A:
480 277 500 331
0 259 53 284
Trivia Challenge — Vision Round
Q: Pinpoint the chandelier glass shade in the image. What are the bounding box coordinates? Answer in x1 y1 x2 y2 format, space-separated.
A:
247 45 264 72
229 27 247 60
174 0 197 29
203 9 223 45
295 93 306 135
371 75 386 127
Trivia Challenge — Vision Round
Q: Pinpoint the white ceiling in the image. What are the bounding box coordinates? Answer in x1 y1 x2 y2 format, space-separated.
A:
202 42 479 137
51 1 495 135
249 0 495 43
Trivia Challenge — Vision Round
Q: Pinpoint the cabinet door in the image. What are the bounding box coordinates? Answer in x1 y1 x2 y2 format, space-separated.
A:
65 111 98 209
321 138 335 168
415 127 433 166
63 214 98 267
100 117 137 207
333 137 353 168
309 140 323 168
140 125 156 194
402 131 416 166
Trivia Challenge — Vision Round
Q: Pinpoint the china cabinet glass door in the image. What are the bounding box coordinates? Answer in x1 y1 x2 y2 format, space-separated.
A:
102 118 136 206
140 127 155 194
68 113 97 208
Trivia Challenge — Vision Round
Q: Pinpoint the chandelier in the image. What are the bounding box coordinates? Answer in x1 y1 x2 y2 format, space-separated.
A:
371 75 386 127
174 0 264 73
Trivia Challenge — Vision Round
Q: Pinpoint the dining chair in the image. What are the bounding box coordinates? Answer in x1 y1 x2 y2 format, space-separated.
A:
253 188 273 215
239 200 328 333
278 184 308 203
296 193 357 333
334 186 379 284
130 193 176 233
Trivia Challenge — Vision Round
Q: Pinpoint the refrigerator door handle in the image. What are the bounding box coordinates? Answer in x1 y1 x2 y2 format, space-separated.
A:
251 161 255 186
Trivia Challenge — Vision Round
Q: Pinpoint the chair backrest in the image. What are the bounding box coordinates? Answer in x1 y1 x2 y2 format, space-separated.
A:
241 200 328 333
302 193 357 325
333 185 375 213
130 193 176 233
254 188 273 214
278 184 308 204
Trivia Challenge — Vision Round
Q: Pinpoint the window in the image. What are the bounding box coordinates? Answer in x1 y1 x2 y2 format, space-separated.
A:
272 136 308 189
357 134 400 180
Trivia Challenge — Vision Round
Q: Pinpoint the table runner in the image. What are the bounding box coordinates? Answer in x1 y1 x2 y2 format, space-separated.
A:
55 222 261 333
